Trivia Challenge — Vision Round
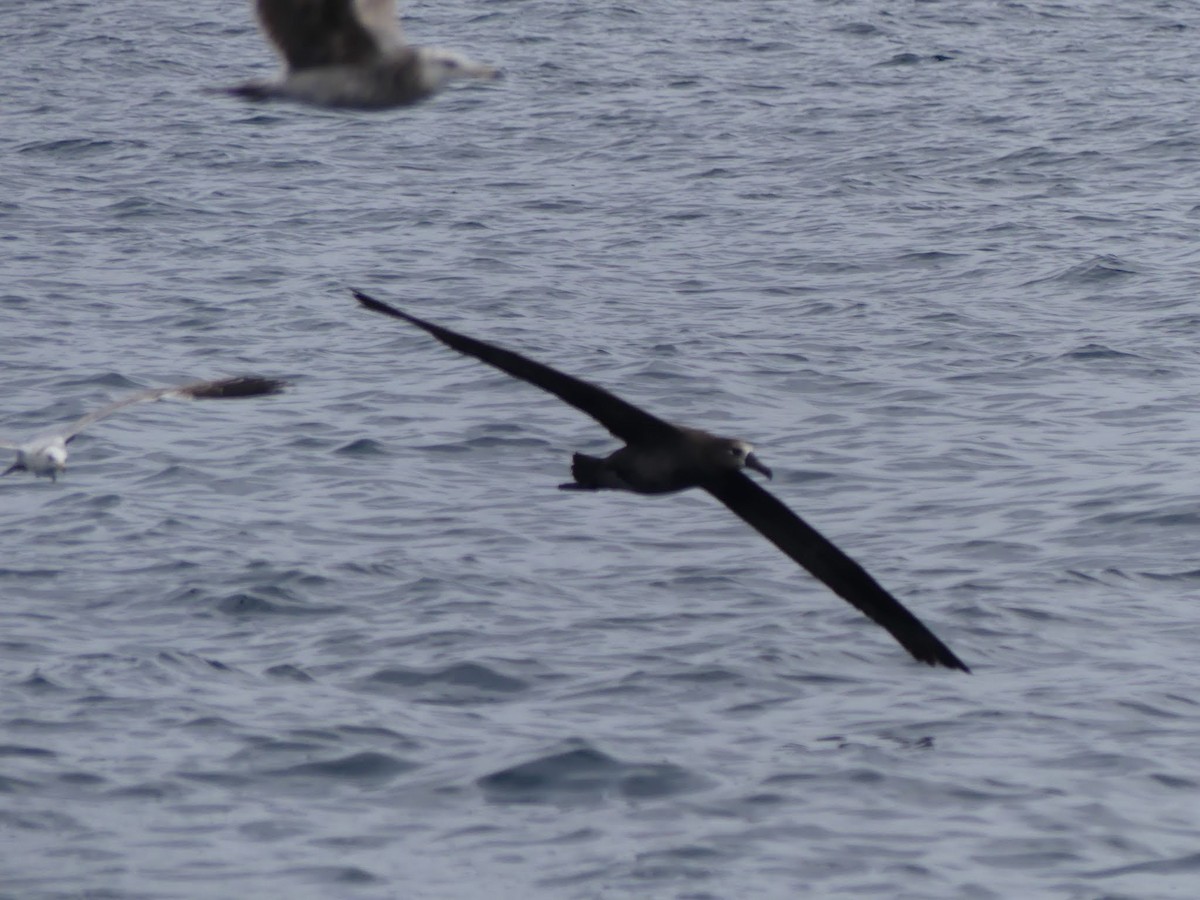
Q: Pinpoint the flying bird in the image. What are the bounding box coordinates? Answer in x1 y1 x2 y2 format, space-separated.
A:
1 376 288 482
353 290 970 672
225 0 501 109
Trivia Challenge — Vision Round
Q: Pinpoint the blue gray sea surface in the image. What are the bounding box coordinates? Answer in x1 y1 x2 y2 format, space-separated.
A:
3 1 1200 897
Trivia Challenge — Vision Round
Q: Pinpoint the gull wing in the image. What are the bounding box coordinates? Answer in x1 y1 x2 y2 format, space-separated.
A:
256 0 390 70
354 291 680 446
355 0 406 52
59 376 288 443
704 470 970 671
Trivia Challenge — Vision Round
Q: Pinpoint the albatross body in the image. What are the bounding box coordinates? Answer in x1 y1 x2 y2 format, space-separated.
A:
228 0 500 109
353 290 970 672
1 376 287 481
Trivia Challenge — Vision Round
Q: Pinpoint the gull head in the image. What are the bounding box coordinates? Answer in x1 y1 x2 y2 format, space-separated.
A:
13 439 69 481
415 47 501 92
42 443 68 480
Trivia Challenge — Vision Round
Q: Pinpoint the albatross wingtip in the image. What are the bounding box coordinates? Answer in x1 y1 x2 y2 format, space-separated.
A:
352 289 421 326
353 288 391 312
925 645 971 673
946 654 972 674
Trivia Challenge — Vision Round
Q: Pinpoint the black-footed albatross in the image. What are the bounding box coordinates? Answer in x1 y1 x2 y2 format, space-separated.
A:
354 290 970 672
1 376 288 482
225 0 500 109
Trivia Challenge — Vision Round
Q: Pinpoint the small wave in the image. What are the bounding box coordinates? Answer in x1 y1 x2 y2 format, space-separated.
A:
334 437 389 456
1025 256 1139 286
0 744 55 759
478 740 704 803
263 751 415 783
1087 851 1200 878
832 22 883 36
461 433 551 449
364 662 528 696
282 866 381 885
265 664 315 682
1058 343 1140 362
1148 772 1197 788
17 138 146 156
876 52 955 66
1138 568 1200 581
1086 508 1200 528
105 781 185 800
17 673 65 693
0 567 61 579
896 250 968 267
215 591 344 617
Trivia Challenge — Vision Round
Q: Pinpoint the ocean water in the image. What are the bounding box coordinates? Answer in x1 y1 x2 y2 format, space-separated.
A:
3 1 1200 897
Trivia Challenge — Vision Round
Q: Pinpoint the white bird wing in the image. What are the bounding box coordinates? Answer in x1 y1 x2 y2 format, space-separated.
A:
58 376 288 443
255 0 402 70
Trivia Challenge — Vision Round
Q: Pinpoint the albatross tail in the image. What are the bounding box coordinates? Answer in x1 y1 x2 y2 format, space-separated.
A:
217 81 279 102
558 453 607 491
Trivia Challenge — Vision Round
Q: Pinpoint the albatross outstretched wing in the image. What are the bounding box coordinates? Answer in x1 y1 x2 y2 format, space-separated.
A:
256 0 394 70
59 376 288 442
354 290 680 446
704 470 970 671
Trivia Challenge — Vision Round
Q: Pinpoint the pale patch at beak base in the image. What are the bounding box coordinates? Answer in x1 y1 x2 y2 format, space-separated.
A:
745 453 772 479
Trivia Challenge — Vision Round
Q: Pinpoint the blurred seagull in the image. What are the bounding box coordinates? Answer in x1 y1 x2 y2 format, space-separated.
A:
353 290 970 672
225 0 501 109
1 376 288 482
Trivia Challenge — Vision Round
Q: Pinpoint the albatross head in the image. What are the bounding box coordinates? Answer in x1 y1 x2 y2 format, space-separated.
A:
415 47 501 92
718 439 773 479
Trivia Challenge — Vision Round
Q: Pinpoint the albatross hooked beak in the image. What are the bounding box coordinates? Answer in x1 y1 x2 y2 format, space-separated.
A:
745 452 772 479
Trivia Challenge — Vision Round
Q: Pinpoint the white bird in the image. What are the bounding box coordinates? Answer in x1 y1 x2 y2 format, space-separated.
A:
1 376 288 482
225 0 501 109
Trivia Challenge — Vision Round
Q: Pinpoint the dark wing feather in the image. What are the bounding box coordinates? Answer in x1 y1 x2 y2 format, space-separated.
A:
256 0 383 70
178 376 288 400
354 291 680 446
61 376 288 442
704 471 970 671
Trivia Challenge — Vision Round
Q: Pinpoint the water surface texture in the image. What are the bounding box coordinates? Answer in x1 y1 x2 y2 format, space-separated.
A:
4 1 1200 897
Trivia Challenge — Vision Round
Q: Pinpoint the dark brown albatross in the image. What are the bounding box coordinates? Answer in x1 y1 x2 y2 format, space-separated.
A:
354 290 970 672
